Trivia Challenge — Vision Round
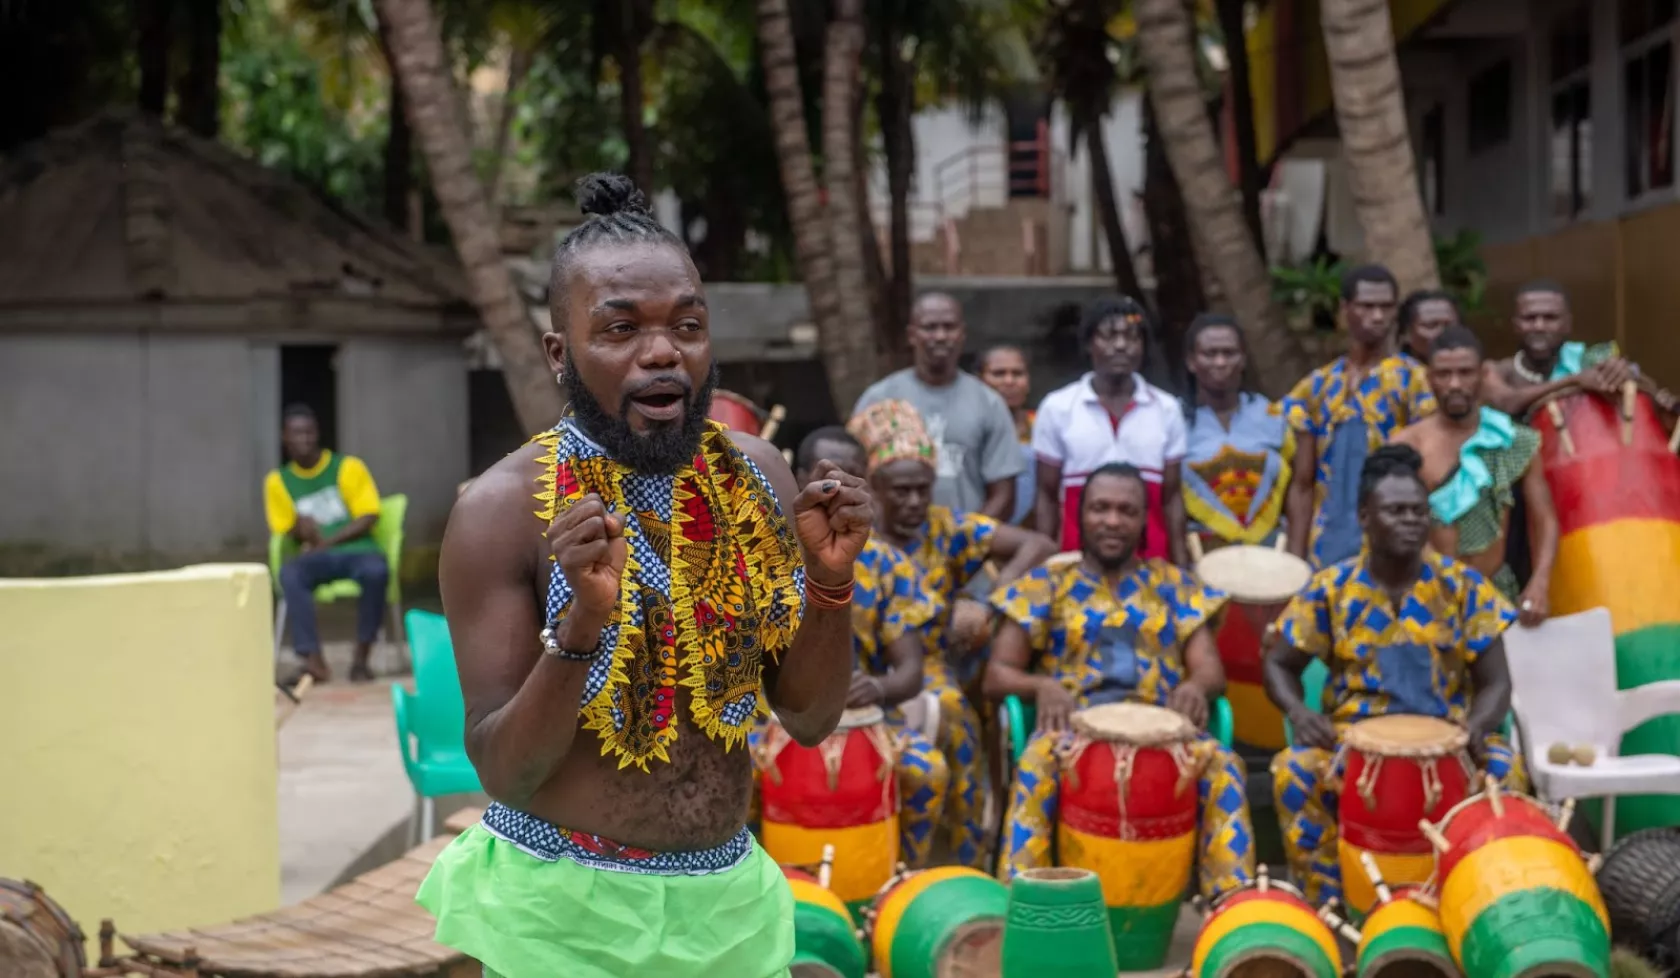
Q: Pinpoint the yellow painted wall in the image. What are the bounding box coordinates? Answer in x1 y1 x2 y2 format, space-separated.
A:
0 564 280 949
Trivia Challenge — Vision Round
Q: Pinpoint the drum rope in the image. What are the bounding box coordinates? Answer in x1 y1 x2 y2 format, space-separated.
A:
1420 759 1444 812
1114 744 1137 839
865 725 901 815
1356 753 1383 811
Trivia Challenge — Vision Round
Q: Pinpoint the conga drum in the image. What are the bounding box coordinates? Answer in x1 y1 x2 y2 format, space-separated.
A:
1356 888 1457 978
757 706 901 915
1533 388 1680 835
0 879 84 978
1431 787 1611 978
709 389 766 436
1338 715 1475 915
866 866 1008 978
1191 872 1343 978
783 866 869 978
1058 702 1209 970
1192 540 1312 750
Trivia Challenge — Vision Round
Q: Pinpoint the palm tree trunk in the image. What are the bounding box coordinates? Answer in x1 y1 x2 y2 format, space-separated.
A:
138 0 171 117
874 18 914 360
376 21 415 234
487 48 534 207
1141 97 1206 387
1135 0 1310 395
1215 0 1265 252
756 0 847 407
174 0 220 137
373 0 563 433
818 0 877 411
1080 101 1145 300
617 10 655 195
1319 0 1440 293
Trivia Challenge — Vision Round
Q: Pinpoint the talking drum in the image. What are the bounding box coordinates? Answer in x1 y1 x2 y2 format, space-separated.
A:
1191 872 1343 978
1338 715 1475 916
1355 888 1458 978
1532 388 1680 836
1058 702 1208 970
1431 787 1612 978
757 706 901 914
0 879 84 978
783 867 869 978
709 389 766 436
1192 541 1311 750
866 866 1008 978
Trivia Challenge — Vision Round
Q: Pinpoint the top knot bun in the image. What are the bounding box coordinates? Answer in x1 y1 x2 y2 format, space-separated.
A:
574 173 649 218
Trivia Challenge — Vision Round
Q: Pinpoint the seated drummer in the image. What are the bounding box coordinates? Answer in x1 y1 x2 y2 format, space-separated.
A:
1264 444 1526 907
1481 280 1678 420
847 398 1059 869
985 462 1256 898
764 425 952 867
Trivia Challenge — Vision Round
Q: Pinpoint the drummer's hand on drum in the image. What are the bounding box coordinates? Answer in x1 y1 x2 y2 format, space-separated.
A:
1166 683 1210 730
846 672 885 708
1288 707 1338 750
1584 358 1635 394
1035 679 1079 734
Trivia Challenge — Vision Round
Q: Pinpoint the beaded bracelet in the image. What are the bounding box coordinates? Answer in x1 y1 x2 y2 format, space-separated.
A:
806 576 855 610
539 624 604 661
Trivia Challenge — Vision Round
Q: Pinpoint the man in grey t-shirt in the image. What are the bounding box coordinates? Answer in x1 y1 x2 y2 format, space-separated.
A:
852 292 1023 518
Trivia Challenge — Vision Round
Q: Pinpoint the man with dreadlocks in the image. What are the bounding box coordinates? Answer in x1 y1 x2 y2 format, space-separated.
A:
1390 325 1558 622
417 174 871 978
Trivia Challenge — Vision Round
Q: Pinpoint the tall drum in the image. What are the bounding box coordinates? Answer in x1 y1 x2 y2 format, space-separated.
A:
783 867 869 978
709 390 766 436
756 706 901 914
1058 702 1208 970
1338 715 1475 916
1431 787 1611 978
1192 540 1311 750
1533 388 1680 835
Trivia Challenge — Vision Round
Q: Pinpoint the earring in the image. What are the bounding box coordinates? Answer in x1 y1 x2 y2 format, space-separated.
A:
555 373 565 386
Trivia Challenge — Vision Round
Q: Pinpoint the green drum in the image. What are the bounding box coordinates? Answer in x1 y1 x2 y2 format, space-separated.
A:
1191 877 1343 978
868 866 1008 978
1001 867 1118 978
783 869 867 978
1356 890 1460 978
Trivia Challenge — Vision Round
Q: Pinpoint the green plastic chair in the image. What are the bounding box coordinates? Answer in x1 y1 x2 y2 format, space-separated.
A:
394 609 483 841
1281 656 1512 743
1001 692 1235 767
269 493 408 662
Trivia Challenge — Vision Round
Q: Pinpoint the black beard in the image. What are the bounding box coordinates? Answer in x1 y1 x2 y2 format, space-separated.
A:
564 350 718 475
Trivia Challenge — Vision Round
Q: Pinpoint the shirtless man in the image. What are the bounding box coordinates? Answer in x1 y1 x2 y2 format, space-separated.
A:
1390 325 1557 625
417 174 869 978
1481 280 1675 420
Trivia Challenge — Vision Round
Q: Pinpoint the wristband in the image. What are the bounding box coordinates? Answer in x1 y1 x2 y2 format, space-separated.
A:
540 624 604 661
806 576 854 610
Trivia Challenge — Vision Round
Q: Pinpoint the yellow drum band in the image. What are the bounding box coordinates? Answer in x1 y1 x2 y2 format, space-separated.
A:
1438 835 1608 962
1225 681 1286 750
1551 519 1680 629
1057 823 1196 908
1191 895 1342 978
1337 841 1439 917
1356 897 1454 978
787 877 854 924
870 866 1002 978
1362 897 1445 939
761 817 898 908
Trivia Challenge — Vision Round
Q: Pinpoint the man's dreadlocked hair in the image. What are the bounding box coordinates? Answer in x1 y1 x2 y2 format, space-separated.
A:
547 172 688 319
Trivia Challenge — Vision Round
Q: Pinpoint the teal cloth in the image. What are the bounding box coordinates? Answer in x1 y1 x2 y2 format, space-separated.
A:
1551 341 1586 379
417 825 795 978
1429 407 1517 524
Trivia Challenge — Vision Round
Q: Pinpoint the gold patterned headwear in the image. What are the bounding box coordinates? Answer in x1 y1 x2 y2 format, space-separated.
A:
847 399 937 475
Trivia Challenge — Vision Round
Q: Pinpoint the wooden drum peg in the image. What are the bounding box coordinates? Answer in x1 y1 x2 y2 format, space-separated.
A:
1547 401 1575 456
1419 819 1452 854
1555 797 1578 833
1359 851 1394 905
818 843 835 890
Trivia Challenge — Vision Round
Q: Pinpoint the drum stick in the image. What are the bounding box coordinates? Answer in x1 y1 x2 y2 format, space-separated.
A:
818 844 835 890
761 404 787 443
1555 797 1577 833
1418 819 1452 853
1317 903 1363 945
1484 774 1504 816
1186 534 1205 564
1622 380 1637 445
1358 851 1393 905
276 674 314 730
1547 402 1575 456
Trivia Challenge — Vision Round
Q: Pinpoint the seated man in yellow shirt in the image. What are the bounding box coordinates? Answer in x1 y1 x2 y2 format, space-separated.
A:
264 404 386 682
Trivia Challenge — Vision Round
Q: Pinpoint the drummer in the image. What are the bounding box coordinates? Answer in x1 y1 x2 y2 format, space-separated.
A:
1481 280 1676 420
777 425 951 867
1389 325 1558 620
847 399 1058 869
1181 313 1293 548
1264 444 1525 907
985 462 1256 898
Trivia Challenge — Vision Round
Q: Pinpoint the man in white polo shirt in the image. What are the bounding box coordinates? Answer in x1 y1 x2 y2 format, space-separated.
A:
1031 296 1189 565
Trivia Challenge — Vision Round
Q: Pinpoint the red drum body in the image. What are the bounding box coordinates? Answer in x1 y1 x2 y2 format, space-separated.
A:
709 389 765 435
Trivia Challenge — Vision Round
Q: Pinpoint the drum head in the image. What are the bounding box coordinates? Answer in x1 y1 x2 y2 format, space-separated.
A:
0 880 83 978
838 705 885 729
1070 702 1194 745
1343 715 1468 755
1195 545 1312 603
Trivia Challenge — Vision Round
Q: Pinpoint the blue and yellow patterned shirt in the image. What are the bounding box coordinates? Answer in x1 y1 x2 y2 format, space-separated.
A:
853 537 937 676
989 556 1227 708
1276 550 1516 727
904 504 999 653
1283 355 1436 565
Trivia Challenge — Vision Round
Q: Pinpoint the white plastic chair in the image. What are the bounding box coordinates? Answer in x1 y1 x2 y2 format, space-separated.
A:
1504 606 1680 851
